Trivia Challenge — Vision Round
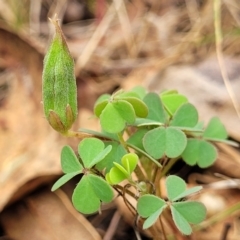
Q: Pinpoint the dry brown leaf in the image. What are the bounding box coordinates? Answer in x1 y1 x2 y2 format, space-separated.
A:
0 23 44 103
0 189 101 240
0 76 64 211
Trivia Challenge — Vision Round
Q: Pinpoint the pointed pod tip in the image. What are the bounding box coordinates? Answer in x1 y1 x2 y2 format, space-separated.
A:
48 14 62 34
48 14 59 24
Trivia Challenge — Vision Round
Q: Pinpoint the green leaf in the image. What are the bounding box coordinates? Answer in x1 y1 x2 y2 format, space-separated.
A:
122 97 148 118
134 118 164 127
170 103 198 127
113 162 129 176
113 100 136 123
96 142 127 172
72 174 114 214
166 175 186 201
127 128 149 150
121 153 138 174
78 138 105 168
203 138 239 147
116 91 139 98
106 153 139 184
91 145 112 167
165 128 187 157
143 93 167 123
172 201 206 224
79 128 119 141
181 139 217 168
106 167 127 185
172 126 203 133
172 186 203 202
100 101 135 133
61 146 83 173
100 102 125 133
51 172 80 191
143 127 187 159
72 175 100 214
143 208 164 229
170 205 192 235
160 89 178 96
88 174 114 202
161 93 188 115
94 94 110 117
137 194 166 218
203 117 228 139
165 176 203 202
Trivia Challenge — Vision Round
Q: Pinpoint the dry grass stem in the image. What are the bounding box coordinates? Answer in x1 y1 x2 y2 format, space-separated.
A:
214 0 240 120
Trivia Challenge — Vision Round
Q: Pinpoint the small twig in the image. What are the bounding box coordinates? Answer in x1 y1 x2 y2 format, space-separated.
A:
29 0 41 35
113 185 136 216
75 3 116 75
220 222 232 240
103 210 122 240
113 0 137 58
214 0 240 120
159 216 167 240
133 227 142 240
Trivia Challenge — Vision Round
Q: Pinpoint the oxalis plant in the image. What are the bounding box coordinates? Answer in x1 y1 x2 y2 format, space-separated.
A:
42 16 238 237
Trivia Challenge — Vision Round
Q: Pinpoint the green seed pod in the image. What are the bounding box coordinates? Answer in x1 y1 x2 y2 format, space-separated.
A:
42 16 77 133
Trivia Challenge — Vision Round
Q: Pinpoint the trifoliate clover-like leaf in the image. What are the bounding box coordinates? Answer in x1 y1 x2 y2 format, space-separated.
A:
61 145 83 173
127 128 149 151
143 92 168 123
170 103 198 127
166 175 202 202
181 139 217 168
137 194 167 229
78 138 112 168
137 194 166 218
166 175 186 201
203 117 227 139
171 201 206 235
94 94 110 117
120 97 148 118
160 92 188 115
96 142 127 173
100 101 135 133
143 127 187 159
51 172 80 191
51 145 83 191
106 153 139 184
72 174 114 214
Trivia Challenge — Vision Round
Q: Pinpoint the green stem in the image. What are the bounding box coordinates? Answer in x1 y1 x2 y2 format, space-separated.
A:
127 143 162 168
64 130 93 139
114 185 136 199
193 202 240 231
151 165 158 184
134 164 146 181
117 132 129 152
159 157 180 179
117 132 146 181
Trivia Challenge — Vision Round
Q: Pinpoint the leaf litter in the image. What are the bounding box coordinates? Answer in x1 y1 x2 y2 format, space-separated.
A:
0 0 240 239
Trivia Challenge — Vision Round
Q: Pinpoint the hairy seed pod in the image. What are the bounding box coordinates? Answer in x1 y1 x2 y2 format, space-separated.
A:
42 16 77 133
